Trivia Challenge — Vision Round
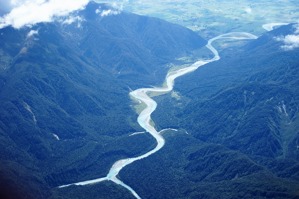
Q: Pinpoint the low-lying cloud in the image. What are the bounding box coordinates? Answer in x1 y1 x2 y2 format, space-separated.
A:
96 9 120 17
244 7 252 14
95 3 122 17
278 34 299 50
0 0 89 29
27 29 39 38
276 23 299 50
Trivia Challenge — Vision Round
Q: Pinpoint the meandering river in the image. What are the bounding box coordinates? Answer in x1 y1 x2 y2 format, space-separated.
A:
59 32 257 198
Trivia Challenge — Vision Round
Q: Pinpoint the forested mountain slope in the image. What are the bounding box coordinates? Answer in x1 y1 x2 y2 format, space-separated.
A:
0 2 206 199
124 24 299 198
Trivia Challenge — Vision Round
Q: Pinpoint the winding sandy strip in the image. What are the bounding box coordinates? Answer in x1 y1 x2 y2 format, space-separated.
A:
262 23 289 31
59 32 257 198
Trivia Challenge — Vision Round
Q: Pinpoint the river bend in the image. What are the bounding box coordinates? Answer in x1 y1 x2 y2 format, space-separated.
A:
59 32 257 199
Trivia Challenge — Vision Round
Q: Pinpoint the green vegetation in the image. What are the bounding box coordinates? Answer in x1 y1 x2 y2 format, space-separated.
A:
144 24 299 198
0 2 206 198
52 181 135 199
121 132 299 198
99 0 299 37
1 2 299 199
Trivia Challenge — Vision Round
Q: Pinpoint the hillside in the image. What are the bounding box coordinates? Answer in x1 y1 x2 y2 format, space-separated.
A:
123 24 299 198
0 2 206 199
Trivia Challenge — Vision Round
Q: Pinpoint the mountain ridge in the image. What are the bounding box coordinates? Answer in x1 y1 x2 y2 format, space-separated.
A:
0 2 206 199
135 24 299 198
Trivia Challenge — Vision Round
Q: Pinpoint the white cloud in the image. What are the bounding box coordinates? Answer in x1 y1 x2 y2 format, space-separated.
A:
262 23 289 31
275 23 299 50
96 2 123 17
0 0 89 29
99 9 121 17
62 16 83 25
244 7 252 14
111 2 124 11
27 29 38 38
95 3 122 17
280 34 299 50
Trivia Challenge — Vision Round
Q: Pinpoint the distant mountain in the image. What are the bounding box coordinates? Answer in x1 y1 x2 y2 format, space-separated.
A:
0 2 206 199
123 24 299 198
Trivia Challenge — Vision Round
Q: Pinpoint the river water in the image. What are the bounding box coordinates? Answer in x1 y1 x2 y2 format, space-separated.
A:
59 32 257 198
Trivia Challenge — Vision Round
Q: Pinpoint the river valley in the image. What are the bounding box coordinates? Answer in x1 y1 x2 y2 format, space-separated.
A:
59 32 257 198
